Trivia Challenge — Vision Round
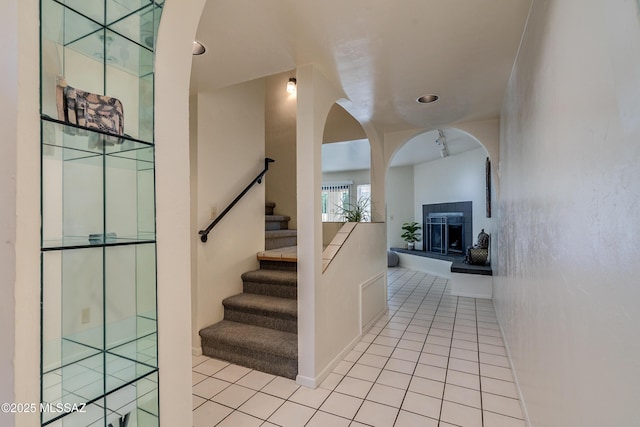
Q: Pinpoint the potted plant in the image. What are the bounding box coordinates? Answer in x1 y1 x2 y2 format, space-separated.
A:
401 222 421 250
336 197 371 222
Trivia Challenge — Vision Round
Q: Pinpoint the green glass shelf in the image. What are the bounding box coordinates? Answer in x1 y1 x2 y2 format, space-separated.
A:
41 244 158 370
41 0 156 142
41 121 156 250
40 0 161 425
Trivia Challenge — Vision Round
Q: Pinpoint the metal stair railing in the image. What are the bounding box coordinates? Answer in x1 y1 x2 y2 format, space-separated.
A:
198 157 275 243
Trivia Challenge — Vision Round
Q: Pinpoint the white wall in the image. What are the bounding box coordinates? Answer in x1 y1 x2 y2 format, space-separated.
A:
265 72 298 228
193 80 266 351
413 147 493 250
296 63 346 385
0 1 19 422
190 94 199 353
0 0 42 425
155 0 207 424
496 0 640 426
385 166 414 248
311 223 387 386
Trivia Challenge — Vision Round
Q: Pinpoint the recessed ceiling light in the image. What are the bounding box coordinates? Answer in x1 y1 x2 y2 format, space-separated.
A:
193 41 206 55
417 94 439 104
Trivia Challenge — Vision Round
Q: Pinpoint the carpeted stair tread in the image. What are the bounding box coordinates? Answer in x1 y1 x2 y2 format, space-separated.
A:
223 293 297 319
265 229 298 238
242 268 297 299
200 320 297 359
241 269 297 286
198 202 299 378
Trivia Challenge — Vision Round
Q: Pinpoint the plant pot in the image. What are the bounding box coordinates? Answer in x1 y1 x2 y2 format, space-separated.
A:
407 242 415 250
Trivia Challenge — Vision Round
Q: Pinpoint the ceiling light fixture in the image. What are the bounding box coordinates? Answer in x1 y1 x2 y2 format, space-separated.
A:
417 94 439 104
192 41 206 55
435 129 449 158
287 77 297 94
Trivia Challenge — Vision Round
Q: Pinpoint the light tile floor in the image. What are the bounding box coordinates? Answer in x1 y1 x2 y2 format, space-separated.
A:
193 267 525 427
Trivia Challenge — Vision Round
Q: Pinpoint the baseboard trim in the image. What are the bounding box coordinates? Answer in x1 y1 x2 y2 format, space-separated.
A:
362 306 387 335
295 374 316 389
496 316 531 427
296 332 362 389
360 271 387 332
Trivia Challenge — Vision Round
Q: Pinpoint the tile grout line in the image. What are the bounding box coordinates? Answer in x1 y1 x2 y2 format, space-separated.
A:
476 297 485 427
192 269 525 427
437 280 459 425
353 270 434 424
302 269 415 424
390 273 439 426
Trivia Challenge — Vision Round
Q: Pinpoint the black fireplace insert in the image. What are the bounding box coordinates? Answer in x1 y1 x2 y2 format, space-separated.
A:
423 202 472 256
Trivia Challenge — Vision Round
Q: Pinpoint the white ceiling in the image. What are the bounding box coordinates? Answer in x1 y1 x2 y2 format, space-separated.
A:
321 128 483 173
191 0 531 133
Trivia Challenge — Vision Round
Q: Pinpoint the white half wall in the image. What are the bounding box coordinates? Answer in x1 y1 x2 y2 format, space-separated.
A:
307 223 387 387
395 253 452 279
413 147 493 249
193 80 266 350
496 0 640 426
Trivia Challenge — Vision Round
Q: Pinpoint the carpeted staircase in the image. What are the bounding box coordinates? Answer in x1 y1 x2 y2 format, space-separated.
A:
265 202 297 250
199 203 298 379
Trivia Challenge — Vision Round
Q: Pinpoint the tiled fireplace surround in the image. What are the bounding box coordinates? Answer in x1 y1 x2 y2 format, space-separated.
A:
422 202 473 255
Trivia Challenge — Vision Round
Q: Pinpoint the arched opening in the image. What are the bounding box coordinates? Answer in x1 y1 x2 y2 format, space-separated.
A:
386 128 495 254
321 103 371 243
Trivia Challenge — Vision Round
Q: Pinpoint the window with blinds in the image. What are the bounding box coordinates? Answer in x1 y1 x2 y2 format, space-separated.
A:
321 182 351 222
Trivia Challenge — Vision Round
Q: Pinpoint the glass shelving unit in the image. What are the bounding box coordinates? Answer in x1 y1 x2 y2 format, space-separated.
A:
40 1 163 426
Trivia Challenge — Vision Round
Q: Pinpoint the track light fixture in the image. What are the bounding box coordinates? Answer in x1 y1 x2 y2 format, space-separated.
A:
435 129 449 158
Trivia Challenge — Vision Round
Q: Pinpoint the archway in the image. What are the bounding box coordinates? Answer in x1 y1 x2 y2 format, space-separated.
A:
385 128 495 253
321 103 371 242
154 0 208 424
